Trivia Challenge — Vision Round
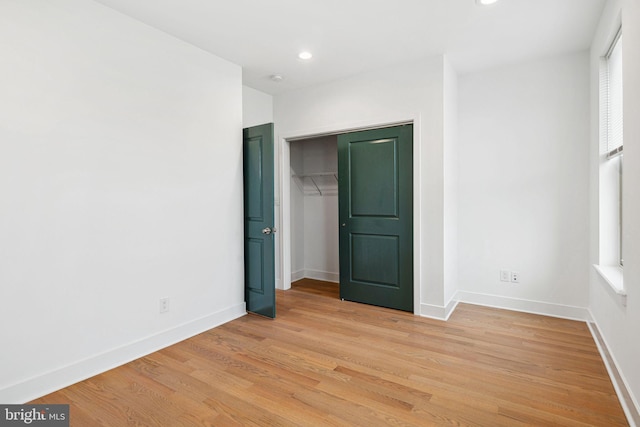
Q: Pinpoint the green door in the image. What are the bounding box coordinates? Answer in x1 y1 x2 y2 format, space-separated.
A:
243 123 275 318
338 125 413 312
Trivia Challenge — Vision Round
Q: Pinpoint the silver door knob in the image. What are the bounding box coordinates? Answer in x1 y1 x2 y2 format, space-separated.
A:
262 227 275 235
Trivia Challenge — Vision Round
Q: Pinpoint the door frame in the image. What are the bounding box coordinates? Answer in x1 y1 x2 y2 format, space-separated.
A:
278 114 421 314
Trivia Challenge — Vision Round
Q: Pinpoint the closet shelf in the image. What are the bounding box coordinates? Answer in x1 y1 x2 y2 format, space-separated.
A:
292 172 338 196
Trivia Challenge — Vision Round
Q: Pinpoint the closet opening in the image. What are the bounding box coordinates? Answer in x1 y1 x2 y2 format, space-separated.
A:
282 123 414 312
289 135 340 289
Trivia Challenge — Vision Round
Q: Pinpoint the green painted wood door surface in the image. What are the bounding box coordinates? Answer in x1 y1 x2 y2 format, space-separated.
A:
243 123 275 318
338 125 413 312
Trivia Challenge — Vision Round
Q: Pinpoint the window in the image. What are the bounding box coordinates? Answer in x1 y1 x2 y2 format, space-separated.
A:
598 27 624 279
606 30 623 266
606 30 623 156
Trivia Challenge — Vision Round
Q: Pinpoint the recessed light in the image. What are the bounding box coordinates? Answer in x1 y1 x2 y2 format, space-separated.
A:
270 74 284 83
298 51 313 60
476 0 498 5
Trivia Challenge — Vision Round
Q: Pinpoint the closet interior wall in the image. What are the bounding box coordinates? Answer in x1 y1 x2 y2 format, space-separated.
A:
290 135 339 283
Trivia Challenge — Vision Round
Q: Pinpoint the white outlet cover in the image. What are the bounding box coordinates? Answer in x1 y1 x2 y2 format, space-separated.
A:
160 297 170 313
510 272 520 283
500 270 510 282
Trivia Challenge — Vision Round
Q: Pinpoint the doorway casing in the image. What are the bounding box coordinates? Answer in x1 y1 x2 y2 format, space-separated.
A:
277 114 422 314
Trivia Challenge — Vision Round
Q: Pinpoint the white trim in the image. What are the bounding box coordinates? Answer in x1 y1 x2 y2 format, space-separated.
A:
588 320 640 427
278 113 422 314
593 264 625 294
0 303 246 404
593 264 627 306
303 269 339 283
280 115 416 142
445 296 459 320
420 298 459 321
291 269 305 282
455 291 593 322
279 137 292 291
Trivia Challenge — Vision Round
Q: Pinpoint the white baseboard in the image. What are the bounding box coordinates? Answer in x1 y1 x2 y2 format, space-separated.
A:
303 269 339 283
0 303 246 404
588 321 640 427
455 291 592 322
291 269 305 282
420 297 459 321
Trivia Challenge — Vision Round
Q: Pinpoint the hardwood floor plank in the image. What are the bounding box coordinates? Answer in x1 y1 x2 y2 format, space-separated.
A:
31 278 628 426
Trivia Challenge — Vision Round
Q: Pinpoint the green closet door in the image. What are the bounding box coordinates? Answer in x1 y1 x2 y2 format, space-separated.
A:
338 125 413 312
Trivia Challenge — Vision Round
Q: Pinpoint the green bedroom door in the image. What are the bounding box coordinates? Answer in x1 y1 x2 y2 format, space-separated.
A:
338 124 413 312
243 123 275 318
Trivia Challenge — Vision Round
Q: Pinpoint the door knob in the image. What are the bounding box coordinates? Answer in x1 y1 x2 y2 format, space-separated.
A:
262 227 276 235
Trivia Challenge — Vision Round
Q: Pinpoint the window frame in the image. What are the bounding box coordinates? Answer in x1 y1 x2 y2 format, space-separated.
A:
603 27 623 268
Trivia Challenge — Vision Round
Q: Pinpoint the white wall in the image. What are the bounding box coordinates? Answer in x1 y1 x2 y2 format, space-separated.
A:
0 0 244 403
288 137 339 282
242 86 273 128
590 0 640 417
303 195 339 281
457 52 591 319
274 56 456 317
443 59 459 306
301 137 339 282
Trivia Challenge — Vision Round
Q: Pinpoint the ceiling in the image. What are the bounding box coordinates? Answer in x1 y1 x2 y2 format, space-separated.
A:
93 0 606 95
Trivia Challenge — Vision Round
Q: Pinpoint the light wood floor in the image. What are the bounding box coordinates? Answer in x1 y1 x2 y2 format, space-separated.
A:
32 279 627 426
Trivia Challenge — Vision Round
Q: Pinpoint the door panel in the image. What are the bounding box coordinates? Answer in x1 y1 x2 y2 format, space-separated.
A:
338 125 413 312
246 238 265 291
245 137 265 220
351 234 399 286
243 123 275 318
350 138 398 217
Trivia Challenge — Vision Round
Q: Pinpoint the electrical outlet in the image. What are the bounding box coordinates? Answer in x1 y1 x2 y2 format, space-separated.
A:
510 272 520 283
159 297 170 313
500 270 510 282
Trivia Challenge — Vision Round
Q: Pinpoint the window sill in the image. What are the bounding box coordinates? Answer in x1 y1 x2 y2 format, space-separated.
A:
593 264 626 306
